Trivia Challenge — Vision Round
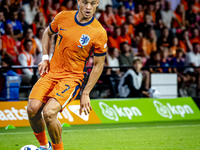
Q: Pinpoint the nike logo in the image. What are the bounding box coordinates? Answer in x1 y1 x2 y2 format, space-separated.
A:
61 85 70 94
56 93 64 98
60 28 67 31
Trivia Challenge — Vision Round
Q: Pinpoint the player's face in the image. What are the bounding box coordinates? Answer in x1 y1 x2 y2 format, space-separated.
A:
78 0 99 19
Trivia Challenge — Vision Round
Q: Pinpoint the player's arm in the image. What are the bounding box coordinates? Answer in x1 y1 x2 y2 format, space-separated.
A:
38 27 54 76
80 55 105 115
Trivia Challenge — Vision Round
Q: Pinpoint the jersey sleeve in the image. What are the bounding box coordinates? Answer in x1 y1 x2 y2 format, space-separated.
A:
93 29 108 57
49 11 63 34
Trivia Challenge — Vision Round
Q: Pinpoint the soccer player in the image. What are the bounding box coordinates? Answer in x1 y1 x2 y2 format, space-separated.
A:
27 0 107 150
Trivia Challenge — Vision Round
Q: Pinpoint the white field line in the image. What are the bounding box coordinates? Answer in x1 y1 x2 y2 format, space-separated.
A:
0 124 200 135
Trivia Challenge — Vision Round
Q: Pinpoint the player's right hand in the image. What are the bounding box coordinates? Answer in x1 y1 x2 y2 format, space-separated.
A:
38 60 50 76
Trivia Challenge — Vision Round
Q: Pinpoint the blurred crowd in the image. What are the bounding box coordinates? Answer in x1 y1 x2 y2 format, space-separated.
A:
0 0 200 99
98 0 200 98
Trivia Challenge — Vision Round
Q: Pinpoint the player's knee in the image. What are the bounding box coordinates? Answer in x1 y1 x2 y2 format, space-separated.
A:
27 104 38 119
43 109 57 124
27 99 42 119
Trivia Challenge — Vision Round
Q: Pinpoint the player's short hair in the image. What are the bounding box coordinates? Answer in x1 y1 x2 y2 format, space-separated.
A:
24 39 33 47
133 57 143 64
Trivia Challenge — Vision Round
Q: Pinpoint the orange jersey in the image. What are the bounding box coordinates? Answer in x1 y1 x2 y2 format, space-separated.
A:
138 38 157 56
127 24 135 37
151 12 156 22
179 40 187 52
193 2 200 13
98 12 116 26
2 35 17 56
174 12 182 28
190 37 200 45
133 12 144 26
181 0 188 10
115 15 126 26
117 35 132 47
108 36 119 49
48 11 107 84
39 7 57 23
170 46 177 56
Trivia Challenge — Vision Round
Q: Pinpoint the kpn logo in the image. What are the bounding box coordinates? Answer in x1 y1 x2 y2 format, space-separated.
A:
153 100 194 119
99 102 142 121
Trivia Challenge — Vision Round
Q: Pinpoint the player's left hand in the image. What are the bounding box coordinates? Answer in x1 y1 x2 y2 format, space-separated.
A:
80 93 92 115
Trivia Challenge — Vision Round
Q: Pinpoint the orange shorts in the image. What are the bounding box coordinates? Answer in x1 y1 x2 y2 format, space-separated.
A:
29 75 81 109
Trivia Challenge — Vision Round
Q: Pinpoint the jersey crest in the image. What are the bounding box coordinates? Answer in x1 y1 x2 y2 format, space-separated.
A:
79 34 91 46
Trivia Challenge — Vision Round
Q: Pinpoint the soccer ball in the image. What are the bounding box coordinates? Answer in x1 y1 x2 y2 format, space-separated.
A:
148 87 160 98
20 145 39 150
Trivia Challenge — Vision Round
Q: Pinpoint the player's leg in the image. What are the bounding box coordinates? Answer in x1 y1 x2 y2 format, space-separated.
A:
42 98 63 150
28 76 57 149
27 99 45 133
44 80 81 150
27 99 50 149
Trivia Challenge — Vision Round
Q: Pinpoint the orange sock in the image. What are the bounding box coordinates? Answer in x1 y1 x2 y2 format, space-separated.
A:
34 131 48 146
52 141 64 150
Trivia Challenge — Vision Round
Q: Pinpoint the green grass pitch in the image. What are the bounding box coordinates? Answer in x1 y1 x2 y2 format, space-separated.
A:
0 120 200 150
